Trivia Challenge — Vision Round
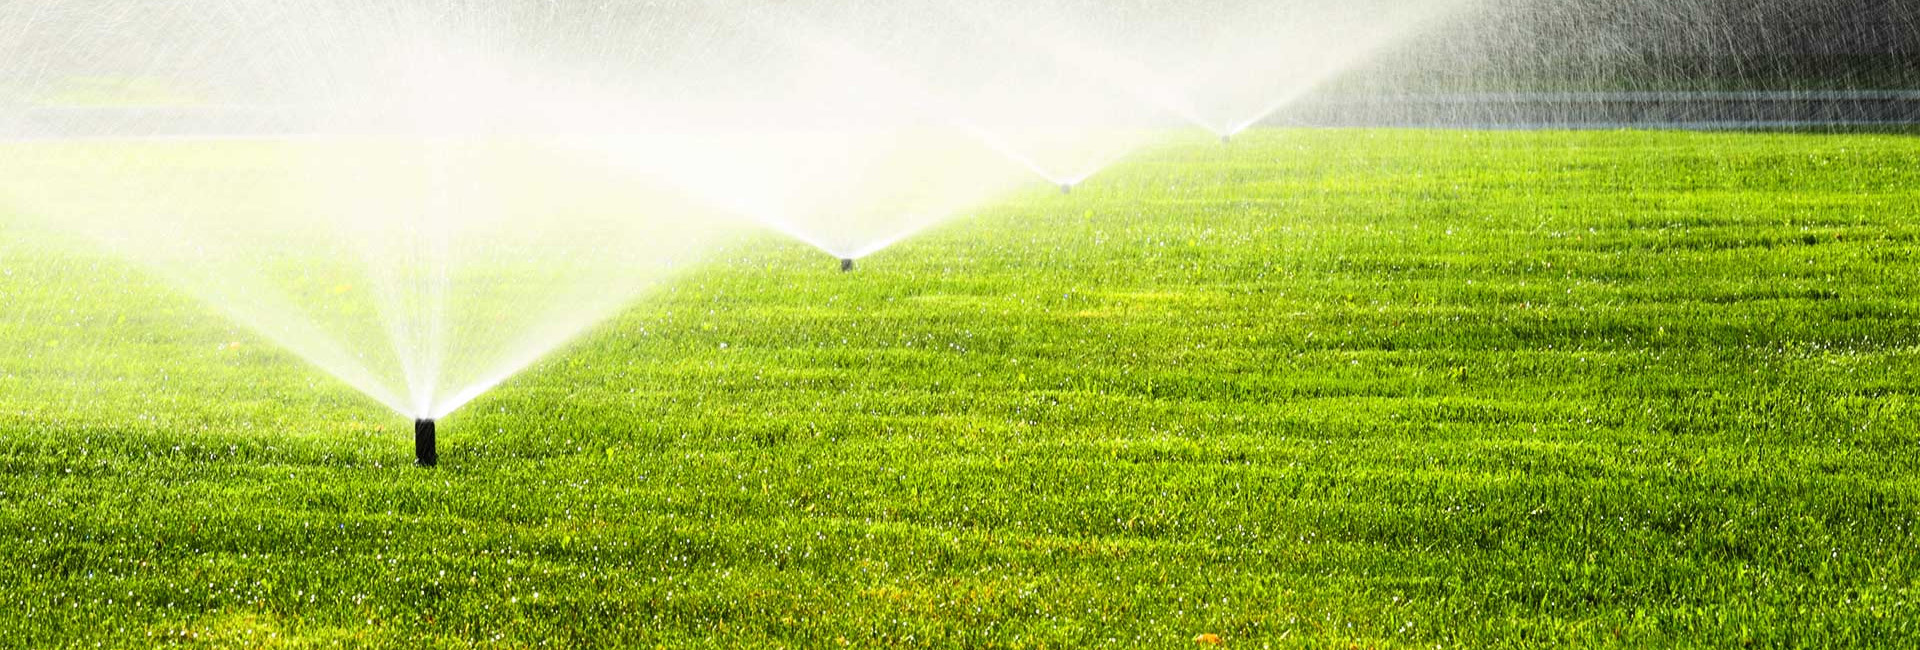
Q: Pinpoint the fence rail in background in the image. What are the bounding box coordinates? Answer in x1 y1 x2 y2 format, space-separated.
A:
1273 91 1920 129
5 92 1919 140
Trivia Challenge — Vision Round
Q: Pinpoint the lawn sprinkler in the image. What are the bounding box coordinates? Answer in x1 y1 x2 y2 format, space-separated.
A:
415 419 438 467
1220 133 1232 145
841 258 855 272
1059 182 1074 195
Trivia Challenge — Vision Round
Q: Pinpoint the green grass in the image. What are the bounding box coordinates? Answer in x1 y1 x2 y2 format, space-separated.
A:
4 128 1920 648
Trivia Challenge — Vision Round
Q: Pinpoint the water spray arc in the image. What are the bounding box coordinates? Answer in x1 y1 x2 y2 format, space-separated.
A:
977 0 1476 141
0 1 740 464
0 0 1482 468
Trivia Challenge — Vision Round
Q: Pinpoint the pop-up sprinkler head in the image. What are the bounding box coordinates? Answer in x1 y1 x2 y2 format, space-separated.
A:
1059 183 1073 195
1220 134 1232 145
415 419 437 467
840 258 855 272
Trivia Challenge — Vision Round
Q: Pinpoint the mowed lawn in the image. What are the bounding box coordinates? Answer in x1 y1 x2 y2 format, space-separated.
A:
3 129 1919 648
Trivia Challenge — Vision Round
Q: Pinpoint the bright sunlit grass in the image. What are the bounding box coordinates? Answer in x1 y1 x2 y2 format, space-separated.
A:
3 128 1919 647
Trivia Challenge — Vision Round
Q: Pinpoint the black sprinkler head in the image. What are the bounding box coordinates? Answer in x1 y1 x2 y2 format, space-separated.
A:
1060 183 1073 195
415 419 437 467
840 258 855 272
1220 134 1232 145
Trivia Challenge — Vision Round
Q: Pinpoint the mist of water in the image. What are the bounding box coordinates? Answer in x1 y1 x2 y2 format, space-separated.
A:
584 0 1477 260
0 0 1477 419
963 0 1480 137
0 1 738 419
